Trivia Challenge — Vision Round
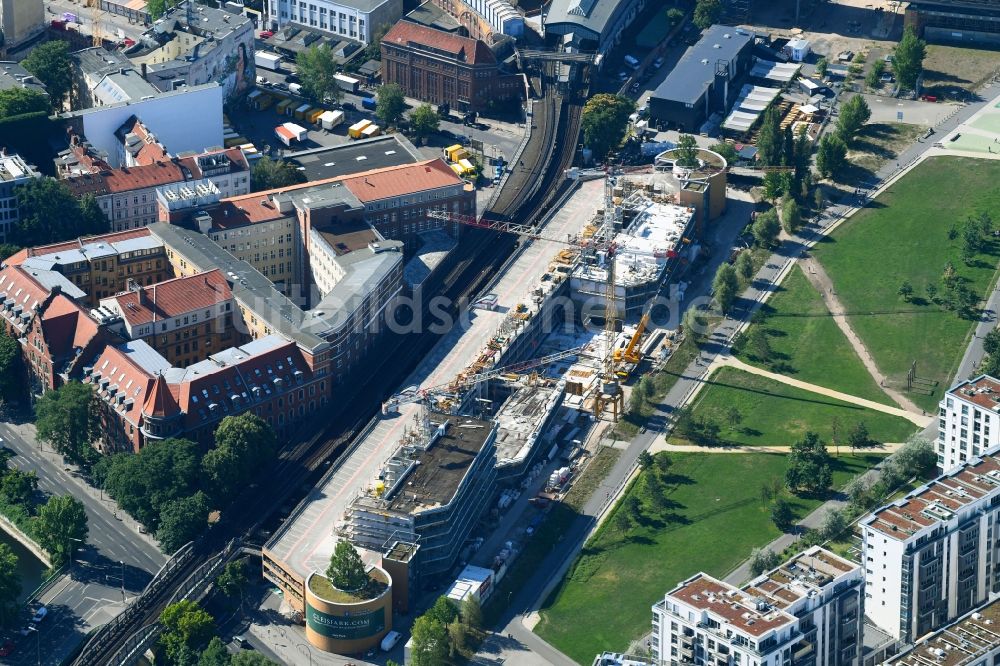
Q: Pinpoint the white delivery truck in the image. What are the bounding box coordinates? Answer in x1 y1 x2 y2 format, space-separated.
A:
288 82 303 96
319 109 345 130
334 73 360 94
254 50 283 71
380 630 402 652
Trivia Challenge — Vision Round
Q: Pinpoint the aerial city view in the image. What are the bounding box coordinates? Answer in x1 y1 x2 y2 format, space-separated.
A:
0 0 1000 664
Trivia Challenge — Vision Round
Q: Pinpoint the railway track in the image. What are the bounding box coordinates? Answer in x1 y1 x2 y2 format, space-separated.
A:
74 60 588 666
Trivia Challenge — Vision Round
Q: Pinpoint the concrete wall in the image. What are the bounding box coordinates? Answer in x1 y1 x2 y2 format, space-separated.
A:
0 514 52 568
0 0 44 49
69 85 224 169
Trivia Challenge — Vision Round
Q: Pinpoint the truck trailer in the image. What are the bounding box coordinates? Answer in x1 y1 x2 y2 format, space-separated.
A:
334 73 360 94
275 122 307 146
254 51 283 71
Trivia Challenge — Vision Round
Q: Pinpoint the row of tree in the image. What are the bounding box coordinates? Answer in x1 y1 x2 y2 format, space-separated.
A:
410 595 483 665
158 599 277 666
91 413 277 552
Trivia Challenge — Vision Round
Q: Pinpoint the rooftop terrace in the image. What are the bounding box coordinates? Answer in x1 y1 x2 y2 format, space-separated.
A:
888 597 1000 666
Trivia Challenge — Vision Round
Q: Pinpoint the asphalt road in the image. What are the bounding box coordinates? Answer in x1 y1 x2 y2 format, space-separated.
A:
0 422 166 665
44 0 147 42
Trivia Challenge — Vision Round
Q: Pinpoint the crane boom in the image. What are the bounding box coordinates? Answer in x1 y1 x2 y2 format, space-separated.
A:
425 209 613 250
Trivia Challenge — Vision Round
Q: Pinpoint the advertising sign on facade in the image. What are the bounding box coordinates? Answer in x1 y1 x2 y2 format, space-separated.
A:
306 604 385 640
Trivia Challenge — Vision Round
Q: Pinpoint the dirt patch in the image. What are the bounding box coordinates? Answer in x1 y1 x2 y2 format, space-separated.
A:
846 122 927 173
922 45 1000 100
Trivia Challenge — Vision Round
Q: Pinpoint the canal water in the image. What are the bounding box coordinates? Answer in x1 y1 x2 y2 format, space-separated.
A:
0 527 46 603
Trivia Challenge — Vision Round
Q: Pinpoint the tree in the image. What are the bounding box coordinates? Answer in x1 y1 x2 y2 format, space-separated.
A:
712 263 739 314
157 491 210 553
251 156 307 192
726 406 743 430
693 0 722 29
735 251 754 283
216 558 248 601
785 432 833 494
447 617 465 658
363 23 391 62
581 94 635 159
893 26 926 90
0 468 37 506
963 222 983 263
230 653 280 666
865 59 886 90
926 282 938 303
637 450 655 470
815 57 829 78
411 615 449 666
146 0 171 19
198 638 230 666
376 83 406 126
326 540 367 591
816 134 847 178
296 44 341 104
837 95 871 143
611 509 633 535
820 507 848 540
770 497 794 531
23 42 73 107
461 595 483 634
892 434 938 479
104 438 201 528
756 106 783 167
410 104 440 142
11 179 108 247
675 134 699 168
160 601 216 665
762 171 789 202
202 414 277 503
748 548 781 576
0 334 22 404
752 209 781 247
35 382 95 463
35 495 88 566
666 7 685 26
898 280 914 302
0 88 49 118
682 307 706 339
846 474 875 509
709 142 738 163
781 197 802 234
654 452 672 476
0 542 20 625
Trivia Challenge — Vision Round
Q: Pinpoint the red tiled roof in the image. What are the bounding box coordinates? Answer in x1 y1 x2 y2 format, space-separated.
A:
384 21 496 65
105 269 232 327
142 373 180 418
208 159 463 228
89 345 156 426
176 147 249 179
0 265 50 327
65 161 186 197
39 294 100 360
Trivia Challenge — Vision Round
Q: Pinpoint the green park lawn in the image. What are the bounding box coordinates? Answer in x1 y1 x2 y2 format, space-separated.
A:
814 156 1000 411
534 451 884 663
737 265 893 405
682 367 916 447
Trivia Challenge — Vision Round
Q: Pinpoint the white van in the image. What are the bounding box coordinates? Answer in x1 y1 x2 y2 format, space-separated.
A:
381 630 402 652
623 54 640 69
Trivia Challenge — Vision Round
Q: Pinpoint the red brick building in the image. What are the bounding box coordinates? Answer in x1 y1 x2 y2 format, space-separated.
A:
381 21 522 112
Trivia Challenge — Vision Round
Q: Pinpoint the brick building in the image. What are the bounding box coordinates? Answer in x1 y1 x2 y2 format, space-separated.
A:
380 21 522 112
97 269 242 368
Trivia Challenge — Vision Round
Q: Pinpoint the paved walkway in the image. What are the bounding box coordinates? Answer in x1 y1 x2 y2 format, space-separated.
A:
800 257 925 414
719 355 931 426
654 441 905 454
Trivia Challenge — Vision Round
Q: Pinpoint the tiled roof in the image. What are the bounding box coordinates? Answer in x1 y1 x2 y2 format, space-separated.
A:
384 21 496 65
65 160 186 196
0 265 50 330
104 269 232 327
142 373 180 418
863 450 1000 540
6 228 155 264
668 574 796 638
206 159 463 228
176 147 249 179
40 294 100 359
88 344 157 426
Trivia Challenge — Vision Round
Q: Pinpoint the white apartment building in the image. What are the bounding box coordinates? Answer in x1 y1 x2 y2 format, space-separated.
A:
937 375 1000 471
652 547 863 666
267 0 403 44
0 154 41 244
859 447 1000 644
884 596 1000 666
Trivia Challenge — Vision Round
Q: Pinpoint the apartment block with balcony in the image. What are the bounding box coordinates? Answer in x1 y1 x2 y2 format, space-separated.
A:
860 447 1000 643
0 153 41 244
652 547 863 666
884 596 1000 666
937 375 1000 471
267 0 403 45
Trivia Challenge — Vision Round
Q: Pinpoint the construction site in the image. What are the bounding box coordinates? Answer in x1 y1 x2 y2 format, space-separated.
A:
261 160 727 650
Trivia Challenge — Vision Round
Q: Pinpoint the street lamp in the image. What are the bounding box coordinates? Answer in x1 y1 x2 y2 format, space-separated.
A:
105 561 126 603
66 536 84 572
296 642 313 666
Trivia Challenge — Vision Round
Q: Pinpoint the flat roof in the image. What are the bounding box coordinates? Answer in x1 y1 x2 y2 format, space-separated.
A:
667 573 797 638
0 62 48 96
887 598 1000 666
652 25 753 106
287 135 423 182
946 374 1000 411
743 546 859 611
495 381 564 465
263 178 606 580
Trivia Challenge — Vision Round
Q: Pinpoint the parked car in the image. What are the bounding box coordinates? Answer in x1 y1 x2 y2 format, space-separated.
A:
653 57 665 69
880 72 894 83
617 71 628 81
31 607 47 624
272 81 288 91
233 636 253 649
259 30 274 39
341 102 357 111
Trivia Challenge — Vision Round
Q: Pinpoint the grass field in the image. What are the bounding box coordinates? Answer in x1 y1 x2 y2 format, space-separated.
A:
814 156 1000 411
922 45 1000 99
681 367 917 447
534 451 885 663
737 265 892 405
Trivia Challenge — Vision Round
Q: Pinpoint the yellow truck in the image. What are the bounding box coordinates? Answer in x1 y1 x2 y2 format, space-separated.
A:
348 119 372 139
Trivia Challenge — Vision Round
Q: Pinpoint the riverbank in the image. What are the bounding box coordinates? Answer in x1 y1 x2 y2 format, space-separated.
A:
0 521 47 604
0 513 51 569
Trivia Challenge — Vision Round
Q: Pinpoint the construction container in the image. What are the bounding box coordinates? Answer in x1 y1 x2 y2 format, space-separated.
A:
224 135 248 148
361 96 377 111
348 119 372 139
294 103 312 120
308 108 326 124
361 124 381 139
274 122 307 146
443 144 465 162
319 109 345 130
275 99 294 115
457 158 476 176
